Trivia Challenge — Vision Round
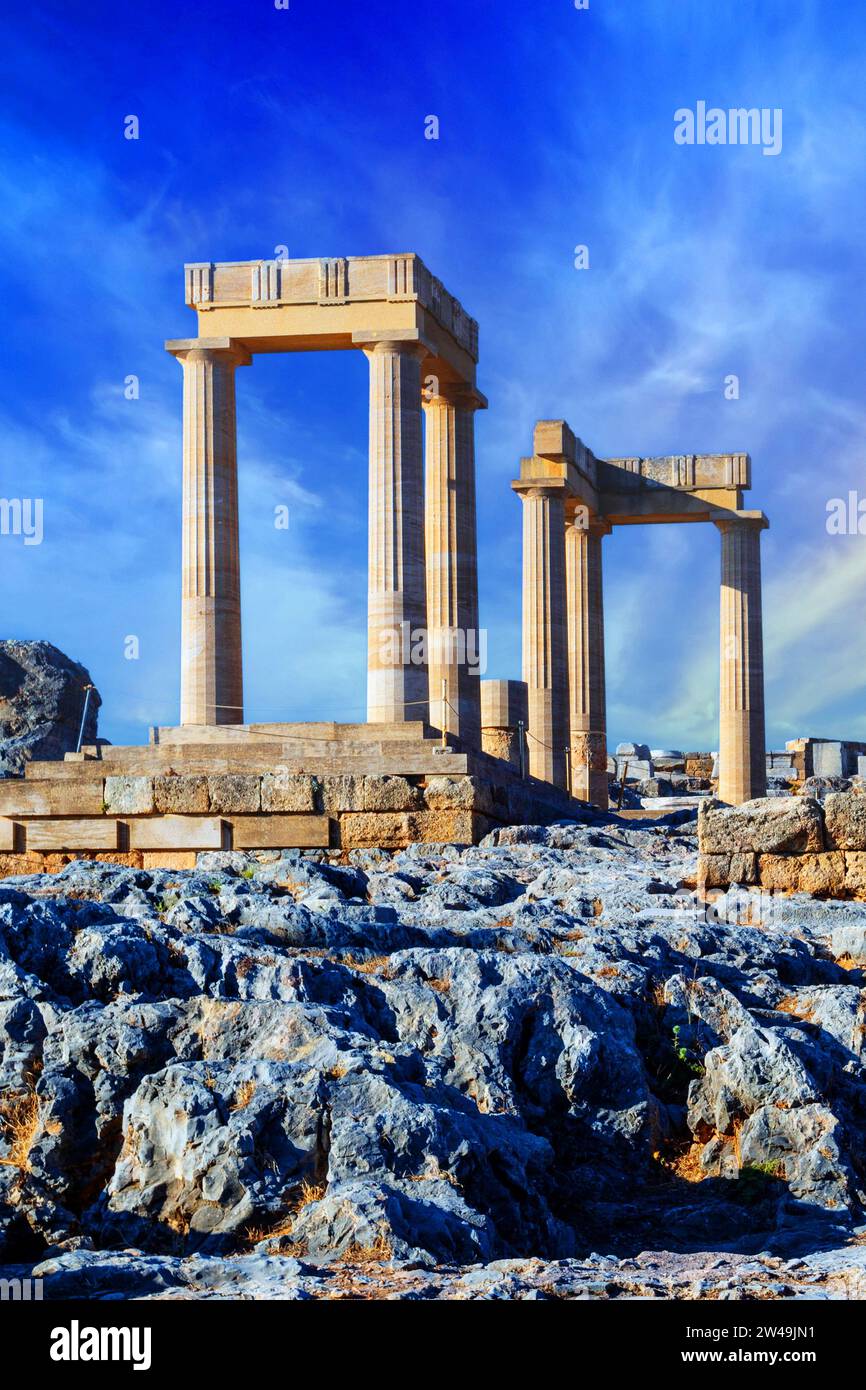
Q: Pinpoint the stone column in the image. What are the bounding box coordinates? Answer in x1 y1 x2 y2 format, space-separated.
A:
167 338 250 726
364 340 429 724
566 514 610 808
716 514 768 804
423 382 482 746
515 481 569 788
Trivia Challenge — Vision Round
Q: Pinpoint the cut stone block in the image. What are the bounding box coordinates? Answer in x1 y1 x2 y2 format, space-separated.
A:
0 783 105 816
26 819 120 852
340 812 413 850
812 742 844 778
480 679 528 729
142 851 198 871
0 819 17 852
230 815 329 849
153 775 210 814
843 852 866 898
699 796 824 854
615 742 650 760
824 793 866 850
318 776 365 815
261 771 317 813
104 775 154 815
757 852 845 896
362 775 423 812
207 775 261 814
129 816 224 850
858 757 866 780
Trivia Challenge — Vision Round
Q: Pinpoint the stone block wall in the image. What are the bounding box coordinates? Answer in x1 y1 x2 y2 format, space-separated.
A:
0 768 583 878
698 793 866 898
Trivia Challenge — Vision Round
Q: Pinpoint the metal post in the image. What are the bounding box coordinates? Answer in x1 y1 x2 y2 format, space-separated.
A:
441 678 448 749
76 684 95 754
616 759 629 812
565 744 572 797
518 720 526 778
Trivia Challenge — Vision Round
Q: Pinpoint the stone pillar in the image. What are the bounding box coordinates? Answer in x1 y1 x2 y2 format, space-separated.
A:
423 382 482 746
566 514 610 808
168 338 250 726
716 515 768 804
515 481 568 788
364 341 429 724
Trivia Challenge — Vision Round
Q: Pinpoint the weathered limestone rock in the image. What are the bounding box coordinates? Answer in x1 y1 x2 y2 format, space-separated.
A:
260 772 317 813
153 775 210 814
823 793 866 851
699 796 824 855
0 640 102 776
104 776 154 815
207 775 261 814
757 852 845 896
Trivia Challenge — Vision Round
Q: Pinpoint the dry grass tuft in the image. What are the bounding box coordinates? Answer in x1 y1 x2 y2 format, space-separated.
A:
230 1079 257 1111
338 1232 393 1265
776 995 816 1023
343 954 392 977
426 976 451 994
0 1089 43 1170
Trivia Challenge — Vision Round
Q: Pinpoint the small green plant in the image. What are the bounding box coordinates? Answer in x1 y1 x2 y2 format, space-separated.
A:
207 880 223 894
156 892 180 918
672 1024 705 1077
241 866 255 881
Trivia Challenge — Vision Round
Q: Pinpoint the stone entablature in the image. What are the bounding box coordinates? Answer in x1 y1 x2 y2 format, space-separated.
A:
698 794 866 898
184 253 479 368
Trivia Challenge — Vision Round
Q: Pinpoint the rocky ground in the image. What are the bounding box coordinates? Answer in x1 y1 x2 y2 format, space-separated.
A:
2 812 866 1300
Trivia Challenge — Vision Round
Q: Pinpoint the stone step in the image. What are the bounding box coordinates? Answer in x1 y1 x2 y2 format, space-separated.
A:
26 746 468 780
2 813 330 853
148 720 440 746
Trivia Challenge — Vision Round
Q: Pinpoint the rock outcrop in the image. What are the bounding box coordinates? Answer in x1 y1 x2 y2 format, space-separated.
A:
0 641 101 777
1 814 865 1297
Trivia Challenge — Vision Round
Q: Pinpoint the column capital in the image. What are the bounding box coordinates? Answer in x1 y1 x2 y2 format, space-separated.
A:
165 337 252 367
353 329 432 362
511 477 568 502
714 509 769 534
422 381 488 412
566 511 612 538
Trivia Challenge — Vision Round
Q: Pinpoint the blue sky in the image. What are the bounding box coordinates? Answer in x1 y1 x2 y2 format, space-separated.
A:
2 0 865 753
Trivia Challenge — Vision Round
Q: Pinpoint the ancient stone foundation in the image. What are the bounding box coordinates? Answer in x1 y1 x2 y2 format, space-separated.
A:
698 793 866 898
0 722 585 878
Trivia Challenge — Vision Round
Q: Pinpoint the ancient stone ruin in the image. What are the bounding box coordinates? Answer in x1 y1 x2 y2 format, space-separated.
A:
0 253 769 871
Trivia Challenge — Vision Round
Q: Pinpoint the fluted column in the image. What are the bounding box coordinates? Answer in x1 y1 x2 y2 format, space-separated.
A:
716 514 768 804
423 383 482 746
515 480 569 788
365 341 429 724
566 514 610 807
168 338 250 726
